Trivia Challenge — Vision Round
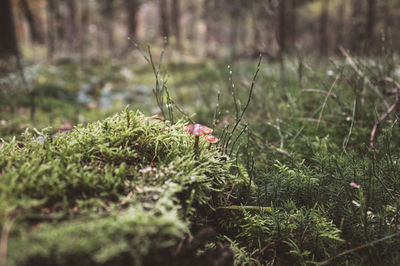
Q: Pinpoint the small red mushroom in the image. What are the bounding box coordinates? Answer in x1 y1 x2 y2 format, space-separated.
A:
204 135 219 150
59 121 73 132
184 124 213 153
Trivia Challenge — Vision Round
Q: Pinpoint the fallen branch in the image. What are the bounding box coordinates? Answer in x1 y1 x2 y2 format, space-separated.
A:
216 205 273 212
0 216 16 266
225 176 237 204
301 88 338 99
317 232 400 265
339 46 389 109
317 74 340 128
369 78 400 148
254 237 283 257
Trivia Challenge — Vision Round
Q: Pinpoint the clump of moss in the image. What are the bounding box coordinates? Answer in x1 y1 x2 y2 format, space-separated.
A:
0 108 234 266
8 202 187 266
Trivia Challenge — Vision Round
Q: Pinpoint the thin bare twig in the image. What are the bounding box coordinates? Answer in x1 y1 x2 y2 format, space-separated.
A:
295 117 328 124
317 232 400 265
317 74 340 128
301 88 338 99
343 99 356 153
226 175 238 204
0 216 16 266
339 46 389 109
369 78 400 148
254 238 283 257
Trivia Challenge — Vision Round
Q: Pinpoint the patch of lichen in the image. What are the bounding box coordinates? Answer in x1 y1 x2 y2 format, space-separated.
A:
0 108 234 266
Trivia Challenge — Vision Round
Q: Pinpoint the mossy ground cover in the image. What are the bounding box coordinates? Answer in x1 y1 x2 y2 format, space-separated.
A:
1 52 400 265
0 109 235 265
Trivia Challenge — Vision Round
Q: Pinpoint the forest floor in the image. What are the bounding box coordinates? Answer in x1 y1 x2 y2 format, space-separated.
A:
1 51 400 265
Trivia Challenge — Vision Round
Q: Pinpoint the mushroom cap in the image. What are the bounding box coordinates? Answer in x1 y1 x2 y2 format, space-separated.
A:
59 121 73 132
184 124 213 136
205 135 219 143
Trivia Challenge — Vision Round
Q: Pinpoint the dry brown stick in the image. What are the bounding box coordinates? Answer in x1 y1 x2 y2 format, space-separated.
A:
339 46 389 109
226 174 238 204
301 88 338 99
369 78 400 148
317 74 341 128
317 232 400 265
0 216 16 266
254 237 283 257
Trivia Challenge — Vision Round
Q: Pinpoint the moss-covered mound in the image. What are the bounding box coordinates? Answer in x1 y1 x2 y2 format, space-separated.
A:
0 109 234 266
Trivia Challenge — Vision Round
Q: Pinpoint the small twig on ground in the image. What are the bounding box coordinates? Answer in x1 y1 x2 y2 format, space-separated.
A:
254 238 283 257
317 232 400 265
226 174 238 204
301 88 338 99
295 117 328 124
369 78 400 148
216 206 272 212
342 99 356 153
317 74 340 128
339 46 389 109
288 125 305 148
0 215 16 266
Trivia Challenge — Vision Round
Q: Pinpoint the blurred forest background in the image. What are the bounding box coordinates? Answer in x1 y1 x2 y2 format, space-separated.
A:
1 0 400 138
1 0 400 61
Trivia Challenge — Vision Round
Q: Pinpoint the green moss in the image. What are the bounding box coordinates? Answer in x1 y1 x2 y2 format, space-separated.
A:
8 203 187 266
0 109 234 265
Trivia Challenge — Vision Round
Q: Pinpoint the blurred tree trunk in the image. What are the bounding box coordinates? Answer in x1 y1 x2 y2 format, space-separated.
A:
319 0 329 56
238 14 249 56
252 14 261 52
0 0 19 58
171 0 182 48
350 0 364 52
365 0 376 50
229 2 240 58
186 2 199 47
159 0 169 39
212 1 223 46
288 0 297 49
125 0 141 40
55 0 65 42
0 0 34 119
46 0 56 59
20 0 44 44
66 0 78 49
251 1 270 56
204 0 211 43
382 0 393 36
277 0 286 82
78 3 89 57
335 1 345 51
203 0 215 56
277 0 286 54
101 0 115 50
